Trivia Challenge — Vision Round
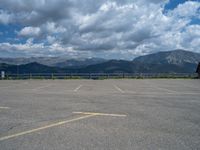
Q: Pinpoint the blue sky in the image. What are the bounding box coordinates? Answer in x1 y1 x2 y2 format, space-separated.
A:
0 0 200 59
165 0 191 10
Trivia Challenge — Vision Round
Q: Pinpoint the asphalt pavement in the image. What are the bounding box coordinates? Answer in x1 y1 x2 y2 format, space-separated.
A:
0 79 200 150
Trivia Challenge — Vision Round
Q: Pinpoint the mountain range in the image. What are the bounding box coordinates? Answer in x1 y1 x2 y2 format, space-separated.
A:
0 57 106 68
0 50 200 74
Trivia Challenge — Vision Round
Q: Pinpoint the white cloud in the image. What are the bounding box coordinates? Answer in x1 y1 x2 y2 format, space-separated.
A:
42 22 66 34
47 36 56 44
168 1 200 18
0 41 88 58
0 10 13 24
0 0 199 59
18 26 41 37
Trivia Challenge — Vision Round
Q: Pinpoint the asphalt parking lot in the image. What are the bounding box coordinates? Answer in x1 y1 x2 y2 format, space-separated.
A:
0 79 200 150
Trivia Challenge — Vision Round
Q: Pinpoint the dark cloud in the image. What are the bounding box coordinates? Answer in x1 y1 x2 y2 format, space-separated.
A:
0 0 71 26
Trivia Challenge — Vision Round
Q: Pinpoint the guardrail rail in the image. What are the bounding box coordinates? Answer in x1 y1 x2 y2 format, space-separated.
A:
0 73 198 80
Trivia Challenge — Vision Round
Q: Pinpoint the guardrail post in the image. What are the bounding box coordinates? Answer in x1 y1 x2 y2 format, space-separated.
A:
51 73 54 79
1 71 5 80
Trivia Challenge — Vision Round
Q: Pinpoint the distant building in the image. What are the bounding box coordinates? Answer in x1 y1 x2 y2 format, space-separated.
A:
196 62 200 78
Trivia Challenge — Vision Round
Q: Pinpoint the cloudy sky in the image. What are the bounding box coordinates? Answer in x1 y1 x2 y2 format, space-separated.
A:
0 0 200 59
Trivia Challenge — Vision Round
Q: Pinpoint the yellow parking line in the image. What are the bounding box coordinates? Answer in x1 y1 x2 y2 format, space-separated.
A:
0 114 96 141
73 112 127 117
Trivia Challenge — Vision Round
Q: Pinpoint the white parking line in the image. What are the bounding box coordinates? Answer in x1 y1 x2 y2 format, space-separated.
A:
73 112 127 117
0 106 10 109
74 85 82 92
113 85 125 93
144 80 180 94
126 91 200 96
153 86 179 94
0 81 28 89
32 84 53 91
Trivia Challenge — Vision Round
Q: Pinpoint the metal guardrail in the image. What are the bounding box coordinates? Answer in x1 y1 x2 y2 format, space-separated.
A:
0 73 198 80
